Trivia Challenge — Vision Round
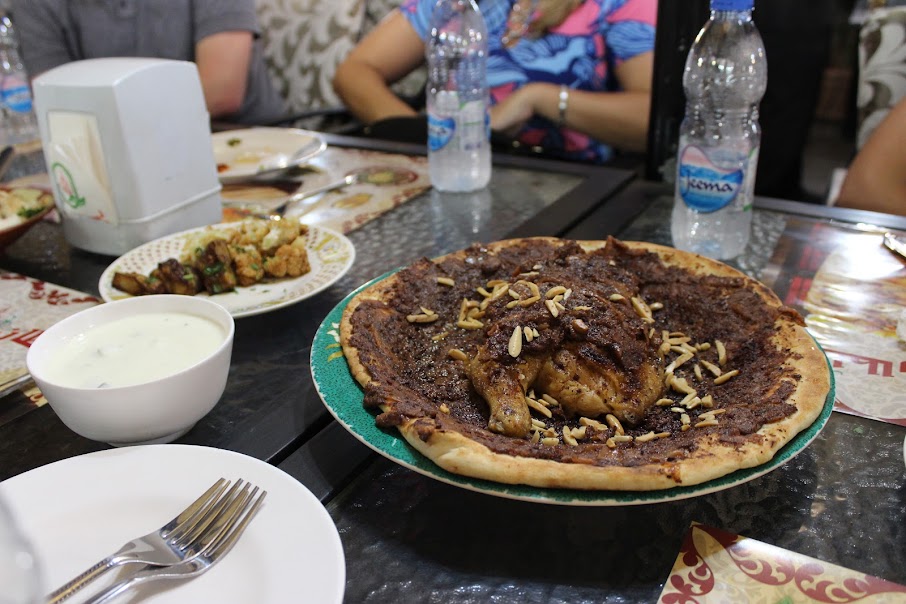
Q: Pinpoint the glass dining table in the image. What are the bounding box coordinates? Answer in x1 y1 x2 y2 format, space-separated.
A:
1 136 904 603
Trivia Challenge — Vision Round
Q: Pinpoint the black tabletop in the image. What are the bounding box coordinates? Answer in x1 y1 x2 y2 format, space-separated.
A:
0 136 635 480
3 144 905 603
280 179 906 603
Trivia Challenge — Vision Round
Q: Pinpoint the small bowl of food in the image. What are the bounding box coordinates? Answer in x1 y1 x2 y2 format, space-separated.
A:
26 295 234 446
0 186 55 251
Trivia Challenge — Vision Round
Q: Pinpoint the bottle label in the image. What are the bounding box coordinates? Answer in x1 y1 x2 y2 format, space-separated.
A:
0 75 34 114
428 113 456 152
677 145 745 213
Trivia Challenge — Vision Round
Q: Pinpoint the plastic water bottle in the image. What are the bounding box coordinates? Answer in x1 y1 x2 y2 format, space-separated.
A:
671 0 767 260
0 13 39 146
426 0 491 192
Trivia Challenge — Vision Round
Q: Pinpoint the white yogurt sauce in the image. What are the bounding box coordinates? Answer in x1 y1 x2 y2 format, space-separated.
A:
43 312 226 388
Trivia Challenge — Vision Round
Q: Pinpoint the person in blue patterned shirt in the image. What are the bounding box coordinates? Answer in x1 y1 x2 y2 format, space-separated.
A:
333 0 656 164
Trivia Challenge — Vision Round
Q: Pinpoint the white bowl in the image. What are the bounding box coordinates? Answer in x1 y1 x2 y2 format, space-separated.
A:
26 295 234 446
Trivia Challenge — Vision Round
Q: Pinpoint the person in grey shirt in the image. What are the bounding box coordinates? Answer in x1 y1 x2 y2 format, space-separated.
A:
11 0 287 125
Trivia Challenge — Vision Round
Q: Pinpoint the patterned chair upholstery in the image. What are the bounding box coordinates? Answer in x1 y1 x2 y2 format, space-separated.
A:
856 6 906 148
254 0 426 126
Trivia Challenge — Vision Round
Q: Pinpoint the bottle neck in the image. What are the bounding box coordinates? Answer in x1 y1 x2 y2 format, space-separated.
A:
710 9 753 21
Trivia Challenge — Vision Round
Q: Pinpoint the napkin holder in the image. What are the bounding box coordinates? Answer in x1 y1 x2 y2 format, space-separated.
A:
32 58 222 256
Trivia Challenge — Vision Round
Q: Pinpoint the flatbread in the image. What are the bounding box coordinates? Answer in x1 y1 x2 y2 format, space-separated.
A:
340 237 830 491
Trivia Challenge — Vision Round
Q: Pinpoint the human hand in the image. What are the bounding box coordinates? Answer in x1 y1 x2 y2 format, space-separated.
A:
489 84 539 138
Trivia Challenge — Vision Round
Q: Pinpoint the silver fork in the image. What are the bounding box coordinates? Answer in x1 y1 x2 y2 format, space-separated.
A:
47 477 239 603
82 484 267 604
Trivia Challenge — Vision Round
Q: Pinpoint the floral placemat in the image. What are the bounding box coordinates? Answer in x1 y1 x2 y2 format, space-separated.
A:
659 523 906 603
221 146 430 234
0 272 100 426
761 218 906 427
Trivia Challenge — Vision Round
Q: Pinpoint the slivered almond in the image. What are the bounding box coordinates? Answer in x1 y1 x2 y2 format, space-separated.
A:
609 293 625 302
541 394 560 407
508 326 523 357
701 360 722 377
665 352 694 374
456 319 483 330
580 417 607 430
606 437 617 449
436 277 455 287
716 340 727 366
531 327 540 338
713 369 739 385
420 306 436 316
431 331 449 341
605 414 624 435
571 426 587 439
518 295 540 307
562 427 578 446
407 313 439 323
655 398 675 407
439 403 450 414
447 349 467 362
631 296 654 323
531 418 547 429
526 396 552 418
524 328 534 342
545 299 560 318
635 431 658 443
572 319 589 335
693 364 703 381
530 430 541 444
612 435 633 443
649 302 664 311
541 437 560 446
667 374 696 395
695 419 719 428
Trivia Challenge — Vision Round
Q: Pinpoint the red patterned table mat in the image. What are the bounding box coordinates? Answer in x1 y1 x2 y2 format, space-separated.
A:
760 218 906 427
659 523 906 603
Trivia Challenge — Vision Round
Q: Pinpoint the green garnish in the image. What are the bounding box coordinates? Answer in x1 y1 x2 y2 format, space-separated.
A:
202 262 224 276
16 206 46 219
227 137 241 147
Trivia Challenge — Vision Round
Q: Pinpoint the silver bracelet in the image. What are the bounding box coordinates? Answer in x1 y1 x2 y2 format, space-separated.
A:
557 85 569 127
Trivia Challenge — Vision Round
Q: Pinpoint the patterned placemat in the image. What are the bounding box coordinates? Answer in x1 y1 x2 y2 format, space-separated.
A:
221 146 430 234
761 218 906 427
659 523 906 603
0 272 100 427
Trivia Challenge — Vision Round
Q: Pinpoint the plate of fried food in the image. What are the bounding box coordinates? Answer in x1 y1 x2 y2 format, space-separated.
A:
0 185 55 251
99 217 354 318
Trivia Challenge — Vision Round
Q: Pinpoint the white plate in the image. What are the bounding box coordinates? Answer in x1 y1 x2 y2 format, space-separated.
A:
0 445 345 603
98 223 355 318
213 127 327 184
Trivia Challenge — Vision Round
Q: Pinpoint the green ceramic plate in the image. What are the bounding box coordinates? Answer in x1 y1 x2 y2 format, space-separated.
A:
311 273 836 506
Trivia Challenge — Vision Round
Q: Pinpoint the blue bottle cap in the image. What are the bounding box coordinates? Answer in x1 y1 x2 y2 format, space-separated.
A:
711 0 754 10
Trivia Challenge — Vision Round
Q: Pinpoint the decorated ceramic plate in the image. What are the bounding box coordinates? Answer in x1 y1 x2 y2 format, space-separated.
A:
310 272 836 507
0 445 345 603
99 223 354 318
212 127 327 184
